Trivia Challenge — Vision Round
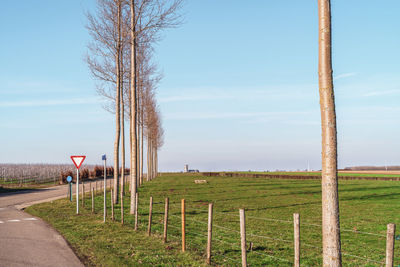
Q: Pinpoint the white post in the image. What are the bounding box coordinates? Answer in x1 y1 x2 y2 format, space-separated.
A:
103 157 107 223
76 169 79 214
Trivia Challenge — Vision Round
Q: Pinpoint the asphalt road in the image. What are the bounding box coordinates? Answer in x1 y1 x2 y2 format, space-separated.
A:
0 180 110 267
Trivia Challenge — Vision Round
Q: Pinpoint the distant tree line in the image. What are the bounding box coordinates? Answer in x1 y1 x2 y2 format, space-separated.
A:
343 166 400 171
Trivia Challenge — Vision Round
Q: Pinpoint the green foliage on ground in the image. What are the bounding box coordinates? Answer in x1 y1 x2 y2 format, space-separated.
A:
26 173 400 266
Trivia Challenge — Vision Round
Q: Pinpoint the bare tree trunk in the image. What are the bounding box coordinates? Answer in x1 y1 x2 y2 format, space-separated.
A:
147 138 150 182
150 140 153 180
138 122 142 186
318 1 342 266
152 142 155 179
140 113 144 184
120 50 125 197
113 0 122 205
137 120 140 186
130 0 138 215
128 77 132 192
155 148 158 177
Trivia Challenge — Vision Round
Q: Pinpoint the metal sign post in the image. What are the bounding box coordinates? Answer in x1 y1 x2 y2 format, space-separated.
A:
102 154 107 222
76 169 79 213
71 155 86 214
67 176 72 202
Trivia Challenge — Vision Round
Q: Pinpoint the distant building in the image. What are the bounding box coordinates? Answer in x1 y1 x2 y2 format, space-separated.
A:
184 164 189 173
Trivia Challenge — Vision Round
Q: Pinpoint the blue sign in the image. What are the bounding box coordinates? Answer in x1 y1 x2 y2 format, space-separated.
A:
66 176 72 183
102 154 106 161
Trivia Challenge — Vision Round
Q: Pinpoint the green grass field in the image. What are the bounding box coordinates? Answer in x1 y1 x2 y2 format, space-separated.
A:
26 173 400 266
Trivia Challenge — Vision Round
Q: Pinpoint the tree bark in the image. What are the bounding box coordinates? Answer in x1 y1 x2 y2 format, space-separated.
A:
318 1 342 266
130 0 138 214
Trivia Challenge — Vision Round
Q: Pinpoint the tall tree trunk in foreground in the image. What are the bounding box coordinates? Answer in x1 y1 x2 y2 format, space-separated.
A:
113 0 122 204
318 1 342 266
130 0 138 214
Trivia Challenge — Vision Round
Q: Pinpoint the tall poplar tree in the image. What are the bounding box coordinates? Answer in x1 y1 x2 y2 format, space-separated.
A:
318 0 342 265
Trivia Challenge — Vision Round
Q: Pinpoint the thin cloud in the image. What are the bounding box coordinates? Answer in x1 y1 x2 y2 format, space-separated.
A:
165 111 311 120
333 72 357 81
0 97 102 108
158 95 232 103
363 89 400 97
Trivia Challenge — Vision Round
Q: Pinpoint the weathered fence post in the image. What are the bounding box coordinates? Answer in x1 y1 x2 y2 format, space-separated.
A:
148 196 153 236
111 188 114 221
91 188 94 213
134 192 138 230
239 208 247 267
207 203 213 265
182 199 186 252
293 213 300 267
385 223 396 267
163 197 169 243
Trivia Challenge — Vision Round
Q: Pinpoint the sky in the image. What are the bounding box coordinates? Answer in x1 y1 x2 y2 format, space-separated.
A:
1 1 399 172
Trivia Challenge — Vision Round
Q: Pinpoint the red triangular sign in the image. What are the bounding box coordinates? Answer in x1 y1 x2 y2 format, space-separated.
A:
71 155 86 169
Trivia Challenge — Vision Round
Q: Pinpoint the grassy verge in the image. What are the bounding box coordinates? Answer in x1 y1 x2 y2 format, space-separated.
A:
27 173 400 266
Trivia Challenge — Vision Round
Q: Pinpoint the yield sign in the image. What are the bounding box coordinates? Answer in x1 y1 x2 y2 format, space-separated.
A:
71 155 86 169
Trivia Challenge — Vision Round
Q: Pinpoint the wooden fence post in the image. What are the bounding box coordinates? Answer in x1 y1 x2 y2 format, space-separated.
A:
134 192 138 230
239 209 247 267
182 199 186 252
148 196 153 236
293 213 300 267
207 203 213 265
91 188 94 213
386 223 396 267
111 188 114 221
164 197 169 243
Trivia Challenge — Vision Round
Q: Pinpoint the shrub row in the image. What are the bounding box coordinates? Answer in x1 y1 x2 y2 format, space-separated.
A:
60 166 130 184
201 172 400 181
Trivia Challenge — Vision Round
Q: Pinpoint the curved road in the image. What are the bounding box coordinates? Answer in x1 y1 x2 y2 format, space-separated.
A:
0 182 107 267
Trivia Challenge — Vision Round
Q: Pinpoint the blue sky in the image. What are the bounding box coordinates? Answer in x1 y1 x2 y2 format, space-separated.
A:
1 1 399 171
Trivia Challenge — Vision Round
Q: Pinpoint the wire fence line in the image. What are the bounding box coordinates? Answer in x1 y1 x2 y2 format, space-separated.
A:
79 189 395 266
171 204 388 239
149 199 390 265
